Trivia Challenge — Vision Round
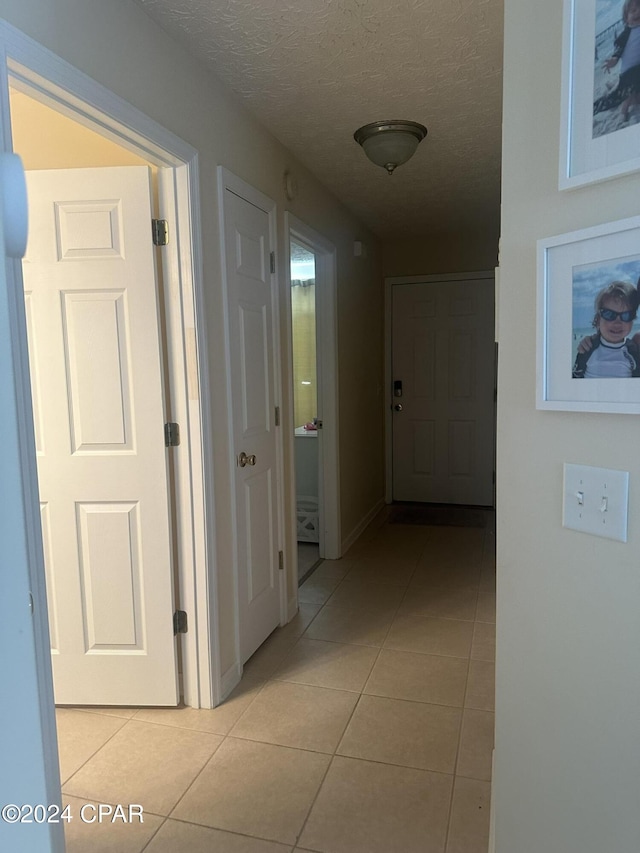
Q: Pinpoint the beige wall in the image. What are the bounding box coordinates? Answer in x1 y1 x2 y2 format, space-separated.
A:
496 2 640 851
2 0 384 682
9 90 148 168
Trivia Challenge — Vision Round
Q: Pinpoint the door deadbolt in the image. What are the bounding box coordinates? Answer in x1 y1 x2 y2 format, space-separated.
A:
238 451 256 467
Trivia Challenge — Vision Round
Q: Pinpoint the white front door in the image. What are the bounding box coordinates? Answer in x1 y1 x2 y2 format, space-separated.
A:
23 166 179 706
222 186 281 663
392 277 495 505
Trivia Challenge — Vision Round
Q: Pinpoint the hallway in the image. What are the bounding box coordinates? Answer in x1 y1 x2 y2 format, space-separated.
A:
56 509 495 852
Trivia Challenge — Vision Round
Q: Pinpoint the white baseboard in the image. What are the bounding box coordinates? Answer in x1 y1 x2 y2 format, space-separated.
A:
341 497 386 554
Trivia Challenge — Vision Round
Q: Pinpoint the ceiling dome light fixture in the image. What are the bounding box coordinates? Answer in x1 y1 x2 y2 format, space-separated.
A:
354 120 428 175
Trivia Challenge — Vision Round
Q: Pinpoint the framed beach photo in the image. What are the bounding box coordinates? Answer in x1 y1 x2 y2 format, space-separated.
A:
560 0 640 188
537 216 640 412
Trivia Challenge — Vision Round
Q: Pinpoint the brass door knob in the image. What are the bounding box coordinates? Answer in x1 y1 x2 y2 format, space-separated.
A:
393 403 403 412
238 451 256 467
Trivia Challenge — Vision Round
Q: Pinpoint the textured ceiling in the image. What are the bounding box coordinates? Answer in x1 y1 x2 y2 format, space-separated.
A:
136 0 503 240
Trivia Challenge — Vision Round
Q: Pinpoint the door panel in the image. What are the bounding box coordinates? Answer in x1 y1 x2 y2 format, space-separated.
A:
223 188 281 664
392 279 495 505
23 167 178 705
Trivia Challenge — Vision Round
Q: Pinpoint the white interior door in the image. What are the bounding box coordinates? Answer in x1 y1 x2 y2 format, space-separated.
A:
23 166 179 706
392 278 495 505
222 187 281 664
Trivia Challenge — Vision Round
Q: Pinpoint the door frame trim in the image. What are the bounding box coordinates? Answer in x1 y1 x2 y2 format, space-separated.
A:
284 214 341 575
384 270 495 504
0 20 217 708
217 167 286 686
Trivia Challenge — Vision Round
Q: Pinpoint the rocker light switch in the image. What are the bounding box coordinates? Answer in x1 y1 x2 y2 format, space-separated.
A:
563 464 629 542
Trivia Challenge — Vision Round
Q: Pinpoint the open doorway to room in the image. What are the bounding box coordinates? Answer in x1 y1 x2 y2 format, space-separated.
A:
290 241 322 583
285 215 341 586
3 49 213 709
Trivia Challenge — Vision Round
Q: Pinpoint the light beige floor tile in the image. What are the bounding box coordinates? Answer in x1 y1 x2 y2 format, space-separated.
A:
456 709 495 781
349 533 427 563
424 526 486 548
465 660 495 711
71 706 139 719
62 795 163 853
344 558 416 587
310 560 354 580
304 604 395 647
325 580 406 611
230 681 358 753
479 553 496 592
364 649 468 707
134 677 264 735
471 621 495 662
299 755 452 853
242 630 301 681
279 604 323 639
146 819 293 852
410 561 481 590
298 576 342 606
446 777 492 853
338 695 461 774
384 615 473 658
55 709 128 784
172 738 330 845
417 541 483 570
274 639 379 692
398 586 478 622
63 720 222 815
476 592 496 623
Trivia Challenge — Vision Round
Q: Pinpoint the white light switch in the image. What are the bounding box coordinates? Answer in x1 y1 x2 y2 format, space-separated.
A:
563 464 629 542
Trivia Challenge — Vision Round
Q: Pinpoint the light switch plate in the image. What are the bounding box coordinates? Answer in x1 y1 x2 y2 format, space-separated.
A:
563 463 629 542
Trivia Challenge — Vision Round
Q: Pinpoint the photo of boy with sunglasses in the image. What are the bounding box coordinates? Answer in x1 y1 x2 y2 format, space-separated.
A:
573 281 640 378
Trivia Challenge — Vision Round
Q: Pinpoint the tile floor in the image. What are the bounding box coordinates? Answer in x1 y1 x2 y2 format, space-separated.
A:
297 542 321 584
56 509 495 852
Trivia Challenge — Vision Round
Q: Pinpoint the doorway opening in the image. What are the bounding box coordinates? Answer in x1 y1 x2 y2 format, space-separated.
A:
290 241 322 583
285 215 341 584
2 36 216 708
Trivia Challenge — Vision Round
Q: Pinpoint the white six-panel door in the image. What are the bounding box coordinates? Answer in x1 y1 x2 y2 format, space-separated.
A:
23 166 178 705
392 278 495 505
222 186 281 664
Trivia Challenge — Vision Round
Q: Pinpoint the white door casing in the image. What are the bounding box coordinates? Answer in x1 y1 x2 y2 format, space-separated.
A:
23 166 179 705
391 276 495 506
220 176 282 665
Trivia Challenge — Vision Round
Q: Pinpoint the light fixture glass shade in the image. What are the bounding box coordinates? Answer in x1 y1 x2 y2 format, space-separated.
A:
354 120 428 174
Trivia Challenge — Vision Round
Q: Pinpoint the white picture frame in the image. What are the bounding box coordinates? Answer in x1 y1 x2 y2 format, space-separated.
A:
537 216 640 412
560 0 640 189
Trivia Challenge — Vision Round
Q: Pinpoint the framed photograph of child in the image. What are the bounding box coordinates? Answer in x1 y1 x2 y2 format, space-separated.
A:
537 215 640 412
560 0 640 189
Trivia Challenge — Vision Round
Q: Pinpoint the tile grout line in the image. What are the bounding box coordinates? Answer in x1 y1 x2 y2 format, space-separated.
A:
58 711 130 790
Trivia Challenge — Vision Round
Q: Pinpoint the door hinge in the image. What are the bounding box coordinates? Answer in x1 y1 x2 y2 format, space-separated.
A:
278 550 284 571
152 218 169 246
164 422 180 447
275 406 280 427
270 251 276 274
173 610 188 635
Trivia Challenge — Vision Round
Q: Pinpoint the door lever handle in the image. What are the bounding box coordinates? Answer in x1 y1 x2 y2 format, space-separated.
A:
237 451 256 467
